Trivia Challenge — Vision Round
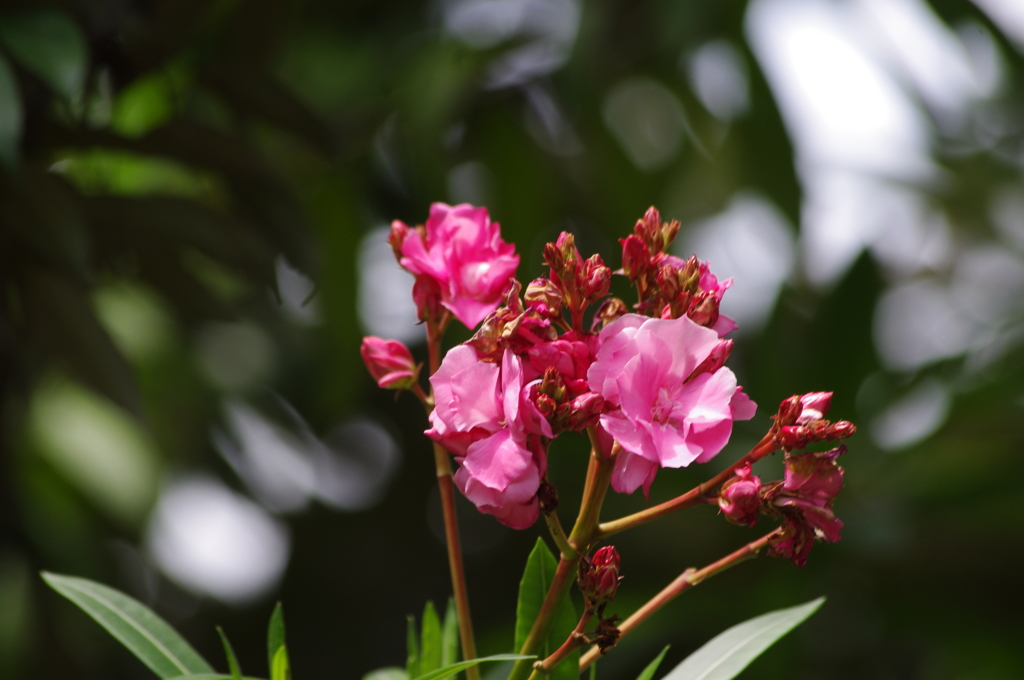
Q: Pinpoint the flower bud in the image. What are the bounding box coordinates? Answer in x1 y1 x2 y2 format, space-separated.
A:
579 546 621 607
524 278 563 317
828 420 857 440
360 337 420 389
619 234 650 282
796 392 833 424
388 220 411 260
583 254 612 301
690 340 733 379
783 446 845 500
718 463 762 527
591 297 628 331
412 276 444 323
566 391 605 431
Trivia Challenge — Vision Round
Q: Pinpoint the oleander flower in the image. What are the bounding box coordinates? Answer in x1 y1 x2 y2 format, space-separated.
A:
588 314 755 494
427 346 549 529
395 203 520 328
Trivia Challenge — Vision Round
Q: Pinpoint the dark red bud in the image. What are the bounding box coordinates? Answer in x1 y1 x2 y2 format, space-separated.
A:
579 546 621 606
828 421 857 440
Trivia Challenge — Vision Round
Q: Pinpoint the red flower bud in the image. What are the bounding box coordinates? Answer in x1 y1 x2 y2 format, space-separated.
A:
620 234 650 282
360 337 420 389
828 420 857 440
579 546 621 606
718 463 762 527
388 220 411 260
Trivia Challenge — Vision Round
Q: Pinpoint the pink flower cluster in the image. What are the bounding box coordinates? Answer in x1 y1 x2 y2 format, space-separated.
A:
421 207 755 527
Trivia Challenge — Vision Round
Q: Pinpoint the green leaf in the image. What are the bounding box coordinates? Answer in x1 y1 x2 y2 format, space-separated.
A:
441 598 459 668
363 668 408 680
164 675 265 680
217 627 243 680
662 598 825 680
406 614 420 679
0 53 21 168
267 603 286 676
513 539 579 680
419 601 443 676
41 572 214 678
271 645 290 680
635 646 670 680
0 9 87 101
411 654 532 680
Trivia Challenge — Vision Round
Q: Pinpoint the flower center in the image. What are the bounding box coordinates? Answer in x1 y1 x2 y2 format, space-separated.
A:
651 387 676 424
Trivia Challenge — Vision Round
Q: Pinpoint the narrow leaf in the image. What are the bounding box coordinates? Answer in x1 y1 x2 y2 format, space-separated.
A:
164 675 264 680
513 539 578 680
662 598 825 680
441 598 459 668
411 654 532 680
0 54 21 168
217 627 243 680
635 646 670 680
0 9 87 101
363 668 408 680
419 601 443 676
406 615 420 679
267 603 286 676
271 645 290 680
42 572 214 678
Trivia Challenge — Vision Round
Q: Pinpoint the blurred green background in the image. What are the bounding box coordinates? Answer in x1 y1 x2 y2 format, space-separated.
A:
1 0 1023 678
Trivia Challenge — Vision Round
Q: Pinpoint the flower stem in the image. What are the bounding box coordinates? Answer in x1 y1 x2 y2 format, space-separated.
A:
509 431 615 680
425 314 479 680
596 434 778 539
528 609 594 680
578 531 776 671
544 509 575 559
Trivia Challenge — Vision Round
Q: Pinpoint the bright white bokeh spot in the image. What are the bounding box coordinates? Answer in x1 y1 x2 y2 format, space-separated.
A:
215 399 400 513
680 192 795 332
147 475 289 605
685 40 750 121
871 378 950 450
603 78 686 172
746 0 933 179
874 280 971 370
358 227 423 345
30 378 160 523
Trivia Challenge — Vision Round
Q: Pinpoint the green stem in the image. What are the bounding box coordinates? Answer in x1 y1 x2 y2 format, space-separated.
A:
509 430 615 680
544 509 574 559
596 434 778 539
578 531 776 671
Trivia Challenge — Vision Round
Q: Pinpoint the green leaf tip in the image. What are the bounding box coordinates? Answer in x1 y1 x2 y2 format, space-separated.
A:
662 597 825 680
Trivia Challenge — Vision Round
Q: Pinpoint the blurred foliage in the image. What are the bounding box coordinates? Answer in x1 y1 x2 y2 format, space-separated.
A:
0 1 1022 680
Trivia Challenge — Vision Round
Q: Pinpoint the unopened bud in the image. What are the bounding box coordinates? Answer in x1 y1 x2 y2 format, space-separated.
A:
583 254 611 301
566 392 605 430
524 278 563 316
360 337 419 389
777 425 811 450
828 420 857 440
718 463 762 527
796 392 833 424
619 234 650 281
412 276 443 322
388 220 410 260
687 293 720 328
691 340 733 379
775 395 804 426
579 546 621 606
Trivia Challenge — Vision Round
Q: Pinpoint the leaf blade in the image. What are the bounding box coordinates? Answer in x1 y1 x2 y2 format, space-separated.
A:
635 646 670 680
662 598 825 680
267 603 286 676
411 654 532 680
0 9 87 101
217 627 243 680
42 572 214 678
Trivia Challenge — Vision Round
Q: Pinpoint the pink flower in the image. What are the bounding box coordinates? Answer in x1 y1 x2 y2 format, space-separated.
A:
360 337 419 389
396 203 520 328
427 346 548 529
588 314 756 494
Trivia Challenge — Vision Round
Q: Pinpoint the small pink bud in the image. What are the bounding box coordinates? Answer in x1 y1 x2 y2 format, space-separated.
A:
718 463 762 527
360 337 419 390
690 339 733 379
619 234 650 282
583 254 612 301
566 391 605 431
775 395 803 426
579 546 621 606
524 278 563 316
388 220 411 260
796 392 833 424
828 420 857 440
412 276 443 323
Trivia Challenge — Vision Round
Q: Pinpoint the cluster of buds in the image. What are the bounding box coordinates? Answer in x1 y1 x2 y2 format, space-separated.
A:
577 546 622 653
772 392 856 450
619 208 734 333
541 232 612 330
528 367 605 434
